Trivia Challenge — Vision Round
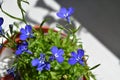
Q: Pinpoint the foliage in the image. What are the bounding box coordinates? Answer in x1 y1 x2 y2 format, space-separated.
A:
0 0 100 80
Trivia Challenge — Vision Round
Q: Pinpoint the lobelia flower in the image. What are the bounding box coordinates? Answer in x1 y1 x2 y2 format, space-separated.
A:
31 54 50 71
57 7 74 23
50 46 64 63
0 17 4 36
20 25 33 40
15 41 32 55
7 67 16 77
0 43 3 49
68 49 84 65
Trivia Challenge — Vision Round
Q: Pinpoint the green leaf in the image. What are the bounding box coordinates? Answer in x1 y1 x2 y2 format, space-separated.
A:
22 0 29 4
13 22 19 28
89 64 100 70
56 24 69 32
6 33 10 38
40 18 50 27
73 25 81 33
90 73 96 80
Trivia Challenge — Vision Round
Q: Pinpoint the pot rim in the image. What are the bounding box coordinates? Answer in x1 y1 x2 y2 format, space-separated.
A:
0 26 67 80
0 26 66 54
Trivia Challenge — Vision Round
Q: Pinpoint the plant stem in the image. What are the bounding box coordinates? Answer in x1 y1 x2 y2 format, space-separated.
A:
2 34 16 48
0 6 23 21
17 0 27 24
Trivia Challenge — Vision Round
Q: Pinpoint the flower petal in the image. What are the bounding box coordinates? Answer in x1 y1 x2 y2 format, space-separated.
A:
0 25 2 30
77 49 84 58
7 67 15 77
66 17 71 23
56 56 64 63
0 44 3 49
71 51 77 58
37 64 46 71
57 49 64 56
45 62 50 70
60 7 68 14
49 56 55 61
68 7 74 16
15 50 22 55
57 13 65 18
0 17 4 26
29 33 34 38
79 60 84 65
40 53 45 58
25 50 32 54
20 28 26 34
68 57 77 65
25 25 32 32
22 41 28 45
51 46 58 55
20 34 28 40
31 59 39 66
57 7 67 18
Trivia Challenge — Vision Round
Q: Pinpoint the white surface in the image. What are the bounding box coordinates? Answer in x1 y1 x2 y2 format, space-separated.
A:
0 48 15 77
79 28 120 80
0 0 120 80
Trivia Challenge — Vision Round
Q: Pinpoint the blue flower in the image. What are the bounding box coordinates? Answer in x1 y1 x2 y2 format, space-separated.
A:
0 17 4 35
7 67 16 77
31 54 50 71
0 43 3 49
20 25 33 40
68 49 84 65
50 46 64 63
15 41 32 55
57 7 74 23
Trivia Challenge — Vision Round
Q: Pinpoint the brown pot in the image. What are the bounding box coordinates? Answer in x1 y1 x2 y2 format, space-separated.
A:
0 26 66 80
0 75 14 80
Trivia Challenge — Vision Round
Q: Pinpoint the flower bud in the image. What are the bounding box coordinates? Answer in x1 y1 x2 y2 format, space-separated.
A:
63 75 67 79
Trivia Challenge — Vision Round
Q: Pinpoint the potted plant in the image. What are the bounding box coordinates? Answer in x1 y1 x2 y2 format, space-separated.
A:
0 0 100 80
